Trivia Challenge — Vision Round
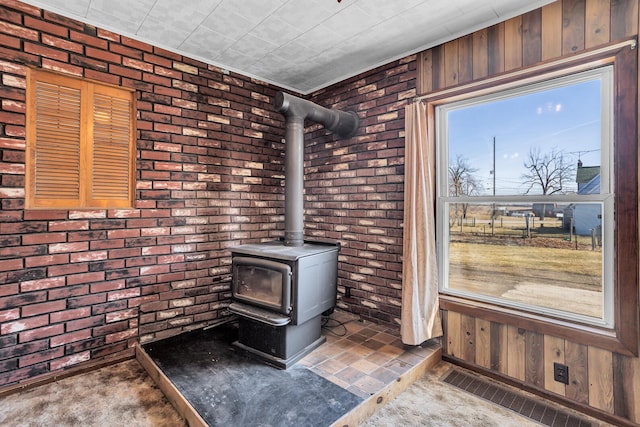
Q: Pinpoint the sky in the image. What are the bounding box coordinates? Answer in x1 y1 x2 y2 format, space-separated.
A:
446 76 603 196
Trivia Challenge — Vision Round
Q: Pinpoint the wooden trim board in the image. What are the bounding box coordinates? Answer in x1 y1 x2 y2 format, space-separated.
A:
135 345 207 427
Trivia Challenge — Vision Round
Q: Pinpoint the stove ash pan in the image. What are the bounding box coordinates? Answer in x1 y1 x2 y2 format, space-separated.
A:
229 241 339 326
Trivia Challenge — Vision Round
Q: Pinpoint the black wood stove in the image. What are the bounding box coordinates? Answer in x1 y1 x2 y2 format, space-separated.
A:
228 92 358 368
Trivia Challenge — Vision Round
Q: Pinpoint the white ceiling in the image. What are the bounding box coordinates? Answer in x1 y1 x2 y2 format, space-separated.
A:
21 0 554 94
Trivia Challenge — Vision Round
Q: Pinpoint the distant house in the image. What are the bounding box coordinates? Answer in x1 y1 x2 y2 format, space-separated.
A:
575 159 600 192
564 161 602 236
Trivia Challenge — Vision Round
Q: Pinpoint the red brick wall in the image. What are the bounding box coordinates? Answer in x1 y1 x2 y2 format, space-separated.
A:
307 58 416 326
0 0 419 387
0 0 287 386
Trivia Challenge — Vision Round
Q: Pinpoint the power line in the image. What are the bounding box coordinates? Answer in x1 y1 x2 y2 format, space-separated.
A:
568 149 599 161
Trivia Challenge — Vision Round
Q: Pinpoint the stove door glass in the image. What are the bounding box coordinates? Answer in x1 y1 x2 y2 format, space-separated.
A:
232 256 291 314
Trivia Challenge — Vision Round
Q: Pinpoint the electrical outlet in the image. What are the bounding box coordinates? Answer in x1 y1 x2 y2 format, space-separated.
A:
554 362 569 385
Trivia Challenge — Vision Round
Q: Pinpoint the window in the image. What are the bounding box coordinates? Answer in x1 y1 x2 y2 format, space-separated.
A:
437 67 614 328
26 69 135 209
428 43 638 355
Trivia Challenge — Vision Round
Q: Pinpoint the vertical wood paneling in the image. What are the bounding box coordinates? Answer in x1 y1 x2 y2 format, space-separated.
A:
525 331 544 388
588 346 614 413
490 322 508 374
627 356 640 423
458 35 473 84
565 342 589 404
475 318 491 368
522 9 542 67
613 353 628 419
472 28 489 80
542 1 563 60
585 0 611 48
563 0 586 54
440 310 451 354
447 311 461 358
441 309 448 354
416 51 433 95
431 45 445 91
505 16 523 71
507 326 526 380
444 39 459 87
611 0 638 40
461 314 475 363
613 353 640 423
544 335 566 396
423 1 639 423
487 23 505 75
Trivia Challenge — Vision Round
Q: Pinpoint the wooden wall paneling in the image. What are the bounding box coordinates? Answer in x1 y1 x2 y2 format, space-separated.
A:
419 0 640 423
522 9 542 67
585 0 611 48
587 346 614 413
610 0 639 41
447 311 462 359
504 16 523 71
444 39 459 87
543 335 566 396
472 28 489 80
487 22 505 75
431 45 445 91
562 0 586 55
565 341 589 404
458 35 473 85
475 318 491 368
416 51 433 95
524 330 544 388
490 322 508 374
441 309 448 354
541 1 563 60
627 355 640 424
460 313 476 363
613 353 640 423
507 326 526 381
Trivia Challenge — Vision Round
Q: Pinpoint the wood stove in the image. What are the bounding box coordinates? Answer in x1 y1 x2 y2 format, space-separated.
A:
229 240 339 368
228 91 358 369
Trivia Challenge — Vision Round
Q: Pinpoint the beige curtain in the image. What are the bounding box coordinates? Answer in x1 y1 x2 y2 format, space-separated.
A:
401 101 443 345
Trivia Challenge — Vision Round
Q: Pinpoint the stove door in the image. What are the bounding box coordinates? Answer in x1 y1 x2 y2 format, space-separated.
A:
232 256 292 314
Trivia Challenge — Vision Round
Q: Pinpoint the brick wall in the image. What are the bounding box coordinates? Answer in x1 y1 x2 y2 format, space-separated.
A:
307 58 416 326
0 0 418 387
0 0 287 386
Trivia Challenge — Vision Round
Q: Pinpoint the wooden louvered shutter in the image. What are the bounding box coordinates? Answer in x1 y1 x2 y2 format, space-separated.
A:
88 85 135 208
26 69 135 209
27 72 83 208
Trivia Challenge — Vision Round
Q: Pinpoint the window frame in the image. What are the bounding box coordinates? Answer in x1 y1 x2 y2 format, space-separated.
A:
423 41 638 356
26 68 136 210
437 67 614 329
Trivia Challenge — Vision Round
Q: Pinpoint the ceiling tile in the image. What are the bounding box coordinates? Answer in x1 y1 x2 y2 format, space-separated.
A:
179 26 235 60
89 0 156 30
19 0 555 94
249 14 302 47
229 33 280 61
275 0 337 33
25 0 90 16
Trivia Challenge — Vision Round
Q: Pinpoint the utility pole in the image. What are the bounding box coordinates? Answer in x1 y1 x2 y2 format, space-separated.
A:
491 137 495 235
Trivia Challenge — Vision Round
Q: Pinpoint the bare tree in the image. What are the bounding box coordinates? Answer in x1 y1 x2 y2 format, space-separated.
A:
449 155 481 219
522 147 574 195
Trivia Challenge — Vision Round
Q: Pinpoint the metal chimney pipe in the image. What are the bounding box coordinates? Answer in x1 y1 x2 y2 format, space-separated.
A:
274 91 359 246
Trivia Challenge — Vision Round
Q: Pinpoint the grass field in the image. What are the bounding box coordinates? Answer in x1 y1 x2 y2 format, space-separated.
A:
448 241 603 318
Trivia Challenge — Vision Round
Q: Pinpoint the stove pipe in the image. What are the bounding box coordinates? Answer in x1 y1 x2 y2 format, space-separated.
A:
274 91 359 246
